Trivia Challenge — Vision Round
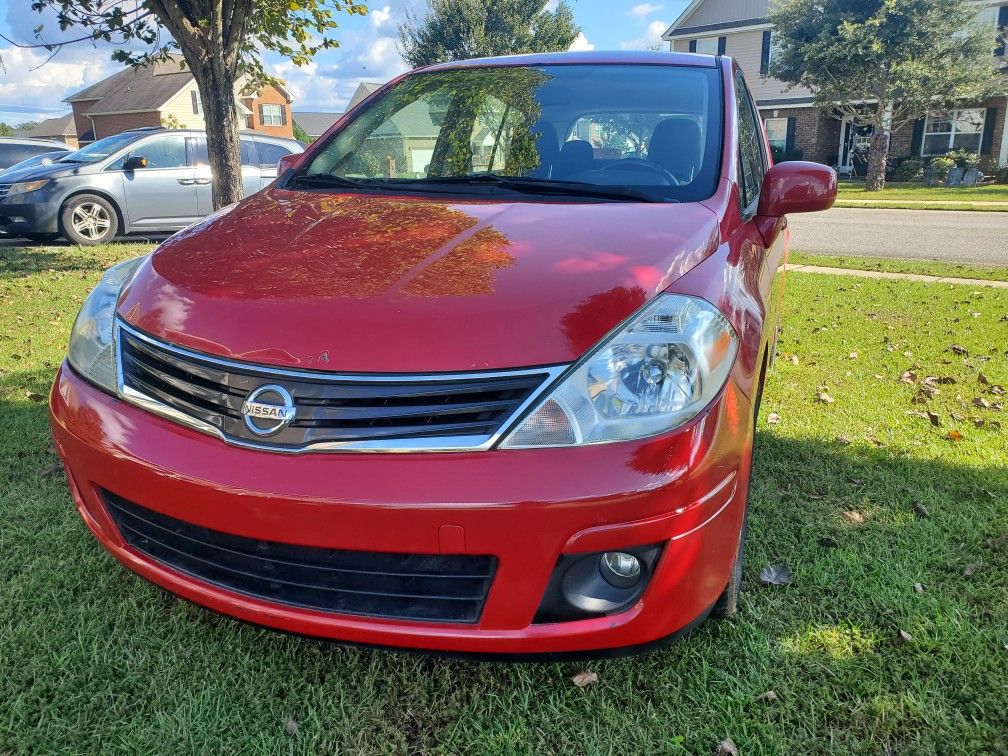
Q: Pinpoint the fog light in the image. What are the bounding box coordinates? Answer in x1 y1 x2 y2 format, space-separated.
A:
10 216 26 223
600 551 641 588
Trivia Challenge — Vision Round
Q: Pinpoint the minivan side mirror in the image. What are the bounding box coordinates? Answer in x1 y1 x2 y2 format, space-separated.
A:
123 156 149 171
757 161 837 217
278 152 303 174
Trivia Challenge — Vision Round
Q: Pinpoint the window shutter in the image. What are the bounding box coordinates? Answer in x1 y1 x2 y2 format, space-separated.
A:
191 90 200 115
911 118 926 156
717 36 727 55
689 39 697 52
760 31 772 75
785 116 797 153
281 107 287 126
981 107 997 154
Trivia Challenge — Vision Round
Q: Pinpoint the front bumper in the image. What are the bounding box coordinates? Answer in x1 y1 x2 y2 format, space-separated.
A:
0 191 60 235
49 362 753 655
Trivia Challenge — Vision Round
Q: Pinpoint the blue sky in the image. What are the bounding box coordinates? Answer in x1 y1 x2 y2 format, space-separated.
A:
0 0 689 124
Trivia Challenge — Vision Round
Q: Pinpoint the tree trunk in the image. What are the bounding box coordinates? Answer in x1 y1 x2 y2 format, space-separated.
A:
191 62 244 209
865 129 889 191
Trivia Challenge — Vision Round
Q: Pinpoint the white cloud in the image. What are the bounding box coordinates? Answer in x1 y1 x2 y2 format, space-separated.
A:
568 32 595 52
370 5 392 27
629 3 665 18
620 19 670 50
0 46 116 122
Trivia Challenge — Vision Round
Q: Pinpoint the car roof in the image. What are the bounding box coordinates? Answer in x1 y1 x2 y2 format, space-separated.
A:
0 136 70 148
419 50 720 72
119 127 299 145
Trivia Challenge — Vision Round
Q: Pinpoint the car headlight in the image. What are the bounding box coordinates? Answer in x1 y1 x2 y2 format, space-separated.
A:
67 256 148 392
500 294 738 448
6 179 50 197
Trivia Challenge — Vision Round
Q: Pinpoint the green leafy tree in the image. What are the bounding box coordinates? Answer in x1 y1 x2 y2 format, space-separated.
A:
0 122 13 136
292 121 313 144
18 0 367 208
16 120 40 131
398 0 580 68
769 0 1002 190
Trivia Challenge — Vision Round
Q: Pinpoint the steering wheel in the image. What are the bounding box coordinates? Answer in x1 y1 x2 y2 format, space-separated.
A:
597 158 680 186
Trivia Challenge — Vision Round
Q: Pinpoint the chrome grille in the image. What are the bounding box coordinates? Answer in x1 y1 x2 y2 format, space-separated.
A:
115 321 560 452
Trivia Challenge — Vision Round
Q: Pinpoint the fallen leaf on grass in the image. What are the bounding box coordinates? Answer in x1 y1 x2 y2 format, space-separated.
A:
927 411 941 427
946 430 964 442
817 536 839 549
789 355 799 366
949 344 969 356
816 391 835 405
843 510 865 524
25 391 44 403
42 461 62 478
284 717 299 736
759 563 792 586
716 738 740 756
571 671 598 688
754 690 778 702
913 503 930 519
973 397 992 409
897 629 913 644
849 352 858 360
836 435 852 446
914 583 925 594
963 563 980 577
766 412 781 425
978 372 990 385
900 370 918 384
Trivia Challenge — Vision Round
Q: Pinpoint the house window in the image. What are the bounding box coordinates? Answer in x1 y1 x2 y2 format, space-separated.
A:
922 109 986 155
693 37 719 55
260 103 285 127
191 90 201 115
764 118 788 152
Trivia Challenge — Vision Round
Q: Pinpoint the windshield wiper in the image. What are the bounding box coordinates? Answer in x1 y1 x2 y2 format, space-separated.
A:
288 173 372 190
392 174 664 203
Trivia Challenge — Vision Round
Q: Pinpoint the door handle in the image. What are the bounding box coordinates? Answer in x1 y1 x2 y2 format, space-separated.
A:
193 178 212 185
177 178 196 185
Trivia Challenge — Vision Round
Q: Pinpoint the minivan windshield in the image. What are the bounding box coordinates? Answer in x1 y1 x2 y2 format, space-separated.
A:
295 64 723 203
59 131 144 163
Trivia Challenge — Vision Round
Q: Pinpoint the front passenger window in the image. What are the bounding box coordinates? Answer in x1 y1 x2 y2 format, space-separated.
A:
734 73 765 213
132 136 188 169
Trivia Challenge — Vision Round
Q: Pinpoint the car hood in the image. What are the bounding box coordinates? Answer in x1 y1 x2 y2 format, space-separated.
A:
118 188 721 372
0 161 80 182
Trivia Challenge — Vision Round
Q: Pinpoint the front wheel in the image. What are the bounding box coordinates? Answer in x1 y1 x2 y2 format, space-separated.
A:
60 194 119 246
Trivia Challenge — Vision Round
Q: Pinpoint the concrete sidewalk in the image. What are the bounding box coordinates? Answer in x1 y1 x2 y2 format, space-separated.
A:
788 263 1008 288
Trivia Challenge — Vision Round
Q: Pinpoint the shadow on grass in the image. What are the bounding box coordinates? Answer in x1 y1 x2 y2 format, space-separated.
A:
3 365 1007 752
0 238 159 281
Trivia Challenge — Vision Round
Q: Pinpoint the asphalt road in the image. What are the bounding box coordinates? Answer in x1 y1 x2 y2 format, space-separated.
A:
788 207 1008 267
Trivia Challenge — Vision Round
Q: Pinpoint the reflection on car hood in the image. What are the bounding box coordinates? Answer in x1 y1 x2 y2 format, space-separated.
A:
118 187 721 372
0 161 79 183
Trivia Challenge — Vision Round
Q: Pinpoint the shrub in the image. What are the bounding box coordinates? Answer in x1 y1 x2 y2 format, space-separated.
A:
928 156 956 180
994 164 1008 184
770 145 804 164
892 157 924 182
946 148 980 169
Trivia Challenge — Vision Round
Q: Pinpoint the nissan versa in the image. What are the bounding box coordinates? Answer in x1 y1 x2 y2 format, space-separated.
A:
49 52 836 656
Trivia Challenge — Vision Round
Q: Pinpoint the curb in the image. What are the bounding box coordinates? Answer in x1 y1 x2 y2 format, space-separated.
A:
787 264 1008 289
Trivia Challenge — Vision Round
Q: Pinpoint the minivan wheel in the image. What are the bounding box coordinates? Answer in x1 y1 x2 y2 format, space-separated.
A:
60 194 119 245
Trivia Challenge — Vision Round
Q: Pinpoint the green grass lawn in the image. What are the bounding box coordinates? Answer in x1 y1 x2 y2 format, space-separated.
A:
835 183 1008 211
2 244 1007 754
789 251 1008 283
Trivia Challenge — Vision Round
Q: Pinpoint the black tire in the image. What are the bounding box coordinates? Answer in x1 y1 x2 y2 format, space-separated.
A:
711 353 767 620
21 232 58 244
60 194 119 246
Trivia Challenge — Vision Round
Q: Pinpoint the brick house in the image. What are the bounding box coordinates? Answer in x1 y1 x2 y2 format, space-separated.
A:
65 56 294 144
16 113 79 147
662 0 1008 174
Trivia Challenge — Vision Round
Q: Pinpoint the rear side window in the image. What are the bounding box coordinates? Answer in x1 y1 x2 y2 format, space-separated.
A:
254 140 293 169
734 72 766 213
241 138 258 167
187 137 258 167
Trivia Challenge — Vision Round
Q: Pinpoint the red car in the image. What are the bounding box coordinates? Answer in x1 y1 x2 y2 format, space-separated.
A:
49 51 835 656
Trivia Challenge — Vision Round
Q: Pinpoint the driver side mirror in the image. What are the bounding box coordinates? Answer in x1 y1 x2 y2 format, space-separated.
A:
123 156 149 171
757 161 837 217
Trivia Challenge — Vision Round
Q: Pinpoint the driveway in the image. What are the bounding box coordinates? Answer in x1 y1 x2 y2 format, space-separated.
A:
788 207 1008 267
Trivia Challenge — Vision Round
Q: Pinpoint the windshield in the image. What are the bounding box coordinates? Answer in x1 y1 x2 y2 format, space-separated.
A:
297 64 723 202
60 131 144 163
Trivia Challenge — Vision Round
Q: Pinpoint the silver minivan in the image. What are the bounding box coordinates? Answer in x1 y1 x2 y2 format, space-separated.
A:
0 127 302 245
